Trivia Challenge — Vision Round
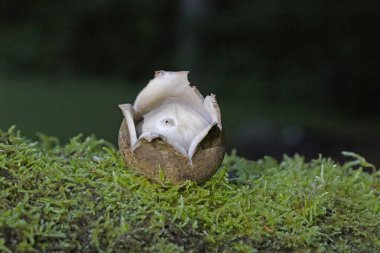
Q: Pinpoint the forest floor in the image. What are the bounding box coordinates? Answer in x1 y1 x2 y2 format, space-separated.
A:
0 127 379 252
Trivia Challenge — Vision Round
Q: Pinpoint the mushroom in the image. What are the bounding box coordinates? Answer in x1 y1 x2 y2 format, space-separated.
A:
118 71 226 184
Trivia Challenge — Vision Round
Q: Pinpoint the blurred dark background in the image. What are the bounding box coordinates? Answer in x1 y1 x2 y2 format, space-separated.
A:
1 0 379 165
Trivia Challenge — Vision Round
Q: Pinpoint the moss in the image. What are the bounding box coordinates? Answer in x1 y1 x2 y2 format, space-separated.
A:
0 126 379 252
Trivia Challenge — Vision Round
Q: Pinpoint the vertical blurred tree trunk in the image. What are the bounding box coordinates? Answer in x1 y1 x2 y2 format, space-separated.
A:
177 0 207 72
265 63 280 102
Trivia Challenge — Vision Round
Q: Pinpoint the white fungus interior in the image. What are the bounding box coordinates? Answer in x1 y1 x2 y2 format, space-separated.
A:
136 103 209 151
120 71 222 160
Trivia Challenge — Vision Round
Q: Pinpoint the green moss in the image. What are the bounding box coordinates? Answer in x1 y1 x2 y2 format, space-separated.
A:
0 127 379 252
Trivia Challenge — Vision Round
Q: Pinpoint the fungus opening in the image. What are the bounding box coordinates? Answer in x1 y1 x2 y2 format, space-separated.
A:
160 117 176 128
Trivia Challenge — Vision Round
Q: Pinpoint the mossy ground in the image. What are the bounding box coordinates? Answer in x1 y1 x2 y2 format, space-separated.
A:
0 127 379 252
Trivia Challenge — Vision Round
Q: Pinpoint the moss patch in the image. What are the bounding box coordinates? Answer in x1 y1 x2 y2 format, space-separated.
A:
0 127 379 252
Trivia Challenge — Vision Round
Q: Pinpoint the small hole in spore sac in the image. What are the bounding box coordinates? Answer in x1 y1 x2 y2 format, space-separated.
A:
161 117 176 128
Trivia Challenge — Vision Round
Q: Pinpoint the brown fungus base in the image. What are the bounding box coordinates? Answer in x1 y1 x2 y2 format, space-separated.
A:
118 119 226 184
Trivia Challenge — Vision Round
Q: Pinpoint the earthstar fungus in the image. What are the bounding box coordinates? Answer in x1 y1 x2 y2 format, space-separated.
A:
118 71 226 184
